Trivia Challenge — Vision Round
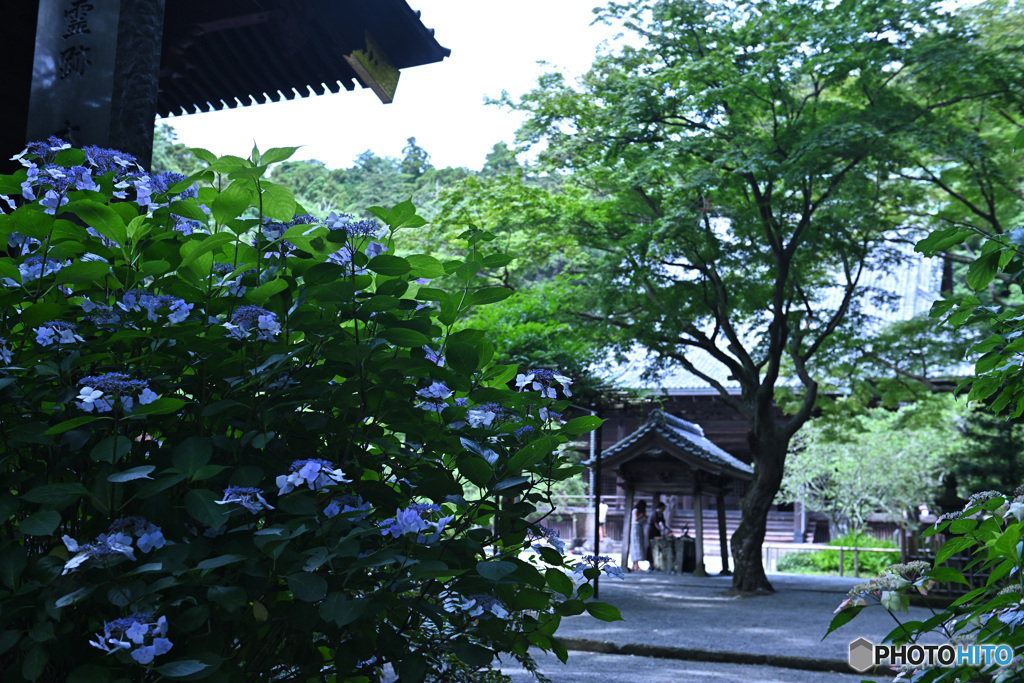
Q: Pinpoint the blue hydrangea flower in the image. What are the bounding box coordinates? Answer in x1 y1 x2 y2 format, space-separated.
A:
80 298 121 327
108 516 166 553
572 554 625 580
516 368 573 398
76 373 159 413
19 255 69 283
134 171 195 210
0 338 10 365
416 382 453 412
224 305 281 341
422 345 444 366
89 614 172 663
61 533 136 574
324 494 372 520
379 503 452 542
12 137 71 167
173 217 207 236
215 486 274 513
35 320 83 347
82 145 143 181
141 294 192 324
530 524 566 554
443 593 509 620
276 458 351 495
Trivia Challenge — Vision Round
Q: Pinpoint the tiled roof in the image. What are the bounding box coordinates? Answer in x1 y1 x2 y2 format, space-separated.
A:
592 410 754 479
158 0 450 116
600 249 951 394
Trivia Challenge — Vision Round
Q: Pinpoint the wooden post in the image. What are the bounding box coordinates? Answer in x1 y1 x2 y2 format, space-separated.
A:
692 483 706 577
716 489 731 575
839 548 845 577
621 486 634 573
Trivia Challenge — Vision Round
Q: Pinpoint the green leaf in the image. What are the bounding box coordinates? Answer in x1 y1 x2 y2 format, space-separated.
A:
173 437 213 476
196 555 246 573
319 593 369 627
22 644 47 682
168 200 209 222
554 599 586 616
180 232 235 269
259 182 296 221
916 227 972 255
211 180 254 224
45 415 102 435
468 286 512 306
457 455 492 487
288 572 328 602
823 605 863 639
398 653 428 683
55 260 110 285
482 253 513 268
585 601 623 622
493 475 530 492
546 568 574 598
107 466 155 483
20 510 61 536
508 436 558 471
55 586 95 608
90 435 132 464
384 200 427 230
155 661 210 678
185 489 230 528
379 328 431 347
128 397 187 416
368 254 411 277
71 200 127 246
245 278 288 305
452 640 494 668
966 250 1002 291
935 536 975 565
477 560 517 582
561 415 604 437
22 483 89 508
0 547 27 589
446 342 480 376
259 146 302 165
406 254 446 279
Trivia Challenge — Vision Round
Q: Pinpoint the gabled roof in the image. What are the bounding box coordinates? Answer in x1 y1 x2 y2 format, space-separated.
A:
158 0 451 115
600 248 953 394
589 410 753 481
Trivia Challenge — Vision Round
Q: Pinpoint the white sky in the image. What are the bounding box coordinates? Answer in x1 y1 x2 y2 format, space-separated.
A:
159 1 622 172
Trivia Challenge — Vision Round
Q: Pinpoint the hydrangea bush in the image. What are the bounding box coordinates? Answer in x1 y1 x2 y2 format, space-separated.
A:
0 139 620 682
828 491 1024 682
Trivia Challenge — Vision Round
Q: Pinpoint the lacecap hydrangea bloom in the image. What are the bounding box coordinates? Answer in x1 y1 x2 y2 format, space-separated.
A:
516 368 573 398
34 320 84 347
416 381 453 412
223 305 281 341
90 614 173 664
61 517 164 575
277 459 351 495
572 555 625 580
215 486 274 514
379 503 454 543
76 373 159 413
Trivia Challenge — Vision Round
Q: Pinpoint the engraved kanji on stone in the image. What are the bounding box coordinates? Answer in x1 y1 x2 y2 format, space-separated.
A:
58 45 91 79
62 0 94 39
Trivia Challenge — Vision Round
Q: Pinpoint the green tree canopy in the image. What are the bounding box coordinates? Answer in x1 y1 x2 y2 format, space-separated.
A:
504 0 1021 592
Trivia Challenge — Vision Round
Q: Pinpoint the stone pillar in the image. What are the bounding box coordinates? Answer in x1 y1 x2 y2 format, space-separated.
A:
716 489 731 575
794 501 806 543
692 483 706 577
27 0 166 168
621 486 634 572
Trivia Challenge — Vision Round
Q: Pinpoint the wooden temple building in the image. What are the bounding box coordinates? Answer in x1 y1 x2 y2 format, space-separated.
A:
587 410 753 575
5 0 450 171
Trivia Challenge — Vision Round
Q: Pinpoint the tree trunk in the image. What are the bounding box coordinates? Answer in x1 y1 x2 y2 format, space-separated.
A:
730 432 788 593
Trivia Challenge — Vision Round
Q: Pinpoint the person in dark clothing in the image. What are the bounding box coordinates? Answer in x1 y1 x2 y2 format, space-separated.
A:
645 502 669 565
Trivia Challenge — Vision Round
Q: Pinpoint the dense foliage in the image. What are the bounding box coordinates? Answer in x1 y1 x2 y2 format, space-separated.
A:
499 0 1021 592
779 396 965 535
0 139 621 683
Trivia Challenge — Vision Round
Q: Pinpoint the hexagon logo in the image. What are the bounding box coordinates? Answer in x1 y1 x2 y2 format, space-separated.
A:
848 638 875 673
